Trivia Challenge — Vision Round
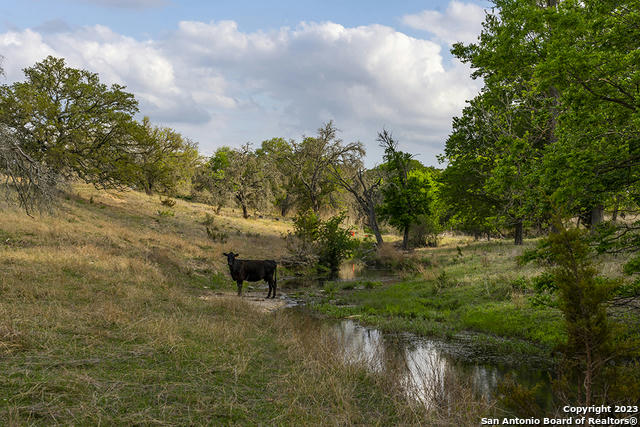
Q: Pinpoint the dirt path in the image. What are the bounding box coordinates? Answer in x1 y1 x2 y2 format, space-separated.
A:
199 291 290 313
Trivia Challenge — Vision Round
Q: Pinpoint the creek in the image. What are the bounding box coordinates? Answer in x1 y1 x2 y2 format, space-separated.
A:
281 261 554 410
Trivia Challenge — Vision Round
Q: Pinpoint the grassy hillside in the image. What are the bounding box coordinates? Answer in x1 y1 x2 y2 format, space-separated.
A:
0 185 451 425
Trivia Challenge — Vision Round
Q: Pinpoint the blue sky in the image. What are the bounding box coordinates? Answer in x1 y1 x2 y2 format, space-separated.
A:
0 0 490 165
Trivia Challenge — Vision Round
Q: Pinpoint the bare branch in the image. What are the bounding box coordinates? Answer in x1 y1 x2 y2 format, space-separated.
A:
0 125 60 214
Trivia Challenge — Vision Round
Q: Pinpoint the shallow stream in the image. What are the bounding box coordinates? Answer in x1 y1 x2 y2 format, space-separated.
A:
281 261 554 410
322 316 552 408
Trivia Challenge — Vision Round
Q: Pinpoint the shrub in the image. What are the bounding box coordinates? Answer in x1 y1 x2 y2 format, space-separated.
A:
160 197 177 207
284 211 356 274
202 212 216 227
283 211 320 267
317 213 358 274
206 227 228 243
509 276 529 292
528 223 639 408
408 214 441 248
368 243 420 272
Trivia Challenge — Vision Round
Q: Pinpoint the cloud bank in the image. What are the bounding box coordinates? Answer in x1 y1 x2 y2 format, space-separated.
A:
402 1 486 45
0 2 485 165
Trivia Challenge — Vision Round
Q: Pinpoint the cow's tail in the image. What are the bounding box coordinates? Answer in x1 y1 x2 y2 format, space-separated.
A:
274 263 277 289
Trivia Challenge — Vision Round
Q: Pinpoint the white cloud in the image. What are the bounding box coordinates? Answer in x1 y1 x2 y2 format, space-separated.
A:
402 1 486 45
0 10 483 165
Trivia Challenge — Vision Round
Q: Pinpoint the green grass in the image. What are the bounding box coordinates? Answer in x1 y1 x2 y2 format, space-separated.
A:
310 240 573 363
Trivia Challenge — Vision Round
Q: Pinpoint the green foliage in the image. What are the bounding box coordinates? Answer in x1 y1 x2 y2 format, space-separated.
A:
0 56 139 188
376 130 437 249
156 209 175 217
202 212 216 227
535 0 640 218
498 375 544 418
528 273 558 308
317 213 358 273
408 213 442 248
445 0 640 250
256 137 297 216
194 144 273 218
287 210 356 273
268 122 364 215
544 224 628 406
131 117 199 196
160 198 176 208
292 209 321 242
206 228 228 243
192 147 233 210
323 281 339 300
228 143 272 218
614 279 640 299
509 276 529 293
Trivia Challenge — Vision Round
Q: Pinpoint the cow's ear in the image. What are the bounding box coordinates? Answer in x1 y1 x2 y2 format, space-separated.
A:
234 252 239 257
223 252 228 256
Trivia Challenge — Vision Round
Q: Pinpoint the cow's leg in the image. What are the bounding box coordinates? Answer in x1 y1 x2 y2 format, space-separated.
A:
237 280 243 296
266 279 272 299
269 278 276 299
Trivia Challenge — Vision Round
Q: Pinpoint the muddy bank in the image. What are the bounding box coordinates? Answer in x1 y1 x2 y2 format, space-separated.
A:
199 291 293 313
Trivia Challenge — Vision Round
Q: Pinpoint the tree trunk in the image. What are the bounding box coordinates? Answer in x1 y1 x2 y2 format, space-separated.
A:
310 193 320 214
590 205 604 230
402 225 410 250
514 220 524 245
241 203 248 219
280 194 292 217
366 208 384 245
612 195 620 222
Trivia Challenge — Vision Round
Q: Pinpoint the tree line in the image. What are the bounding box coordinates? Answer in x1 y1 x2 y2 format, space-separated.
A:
1 0 639 261
439 0 639 268
0 56 443 250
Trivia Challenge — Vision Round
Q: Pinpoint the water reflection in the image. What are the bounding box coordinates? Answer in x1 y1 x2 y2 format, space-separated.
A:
281 261 396 289
329 319 549 407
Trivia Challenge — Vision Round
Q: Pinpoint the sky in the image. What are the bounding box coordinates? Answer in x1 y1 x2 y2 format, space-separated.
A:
0 0 490 166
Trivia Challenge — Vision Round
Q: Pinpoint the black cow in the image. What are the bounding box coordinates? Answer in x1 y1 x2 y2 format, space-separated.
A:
223 252 278 298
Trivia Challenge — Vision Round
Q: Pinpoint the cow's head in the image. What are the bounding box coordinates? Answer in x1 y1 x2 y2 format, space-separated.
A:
222 252 239 266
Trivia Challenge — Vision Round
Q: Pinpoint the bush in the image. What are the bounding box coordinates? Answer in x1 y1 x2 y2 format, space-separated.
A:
283 211 321 267
284 211 356 274
353 238 377 264
367 243 421 273
202 213 216 227
200 213 228 242
160 197 176 207
206 227 228 243
317 213 358 273
408 214 441 248
540 225 637 407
